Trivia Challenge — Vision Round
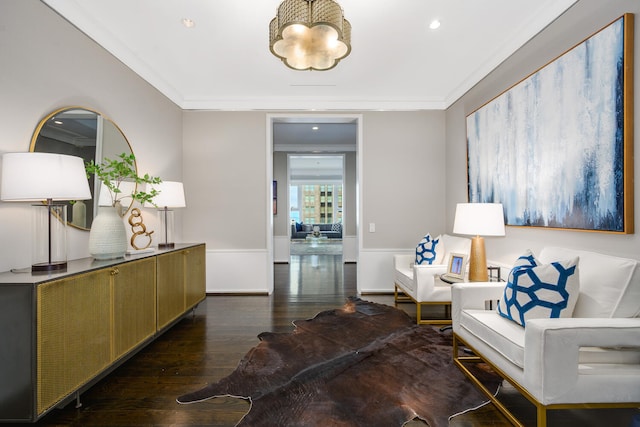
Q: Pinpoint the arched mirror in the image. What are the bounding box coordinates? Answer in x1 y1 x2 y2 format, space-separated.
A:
29 107 135 230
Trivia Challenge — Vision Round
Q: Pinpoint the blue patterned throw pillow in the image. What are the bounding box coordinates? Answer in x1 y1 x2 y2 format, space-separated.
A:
415 234 440 265
510 249 539 271
497 252 580 326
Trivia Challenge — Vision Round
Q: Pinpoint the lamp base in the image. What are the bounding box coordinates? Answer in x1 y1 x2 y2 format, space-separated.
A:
468 236 488 282
158 243 175 249
32 261 67 274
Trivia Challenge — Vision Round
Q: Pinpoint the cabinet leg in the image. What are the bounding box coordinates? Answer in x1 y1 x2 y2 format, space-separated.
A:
75 391 82 409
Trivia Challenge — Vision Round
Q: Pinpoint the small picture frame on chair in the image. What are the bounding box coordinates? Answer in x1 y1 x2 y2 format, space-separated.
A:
441 253 468 283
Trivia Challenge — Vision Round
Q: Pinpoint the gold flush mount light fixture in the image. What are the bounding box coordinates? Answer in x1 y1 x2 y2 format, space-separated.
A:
269 0 351 71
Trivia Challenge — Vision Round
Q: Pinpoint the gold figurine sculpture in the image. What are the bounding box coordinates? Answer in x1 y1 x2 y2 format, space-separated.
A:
128 208 153 250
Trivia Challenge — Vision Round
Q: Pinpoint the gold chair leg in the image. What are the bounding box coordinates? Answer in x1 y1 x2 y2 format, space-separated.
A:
537 405 547 427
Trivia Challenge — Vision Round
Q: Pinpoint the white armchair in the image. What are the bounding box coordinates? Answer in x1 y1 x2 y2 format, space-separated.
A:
452 247 640 427
394 234 471 324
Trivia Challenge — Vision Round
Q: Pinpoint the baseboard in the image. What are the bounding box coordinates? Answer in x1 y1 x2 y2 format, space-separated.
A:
206 292 269 296
360 291 394 295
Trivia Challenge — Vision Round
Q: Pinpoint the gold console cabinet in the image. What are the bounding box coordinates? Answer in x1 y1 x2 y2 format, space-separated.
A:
0 243 205 423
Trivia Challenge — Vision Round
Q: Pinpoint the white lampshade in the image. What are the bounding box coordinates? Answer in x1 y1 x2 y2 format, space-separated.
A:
453 203 505 237
1 152 91 202
145 181 186 208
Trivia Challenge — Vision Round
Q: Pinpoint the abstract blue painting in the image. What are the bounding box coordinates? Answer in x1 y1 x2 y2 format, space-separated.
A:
467 15 633 233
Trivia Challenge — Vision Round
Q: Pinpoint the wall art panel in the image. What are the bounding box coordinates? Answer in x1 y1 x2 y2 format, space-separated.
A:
467 14 634 233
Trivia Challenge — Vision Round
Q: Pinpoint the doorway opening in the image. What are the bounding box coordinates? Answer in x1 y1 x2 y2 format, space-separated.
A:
268 114 360 295
289 154 344 257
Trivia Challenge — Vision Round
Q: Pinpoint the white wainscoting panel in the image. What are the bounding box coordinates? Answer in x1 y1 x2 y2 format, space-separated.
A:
206 249 271 294
273 236 290 263
358 249 413 294
342 236 358 263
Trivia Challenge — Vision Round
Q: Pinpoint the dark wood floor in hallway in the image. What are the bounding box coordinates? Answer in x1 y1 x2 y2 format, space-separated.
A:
36 255 638 426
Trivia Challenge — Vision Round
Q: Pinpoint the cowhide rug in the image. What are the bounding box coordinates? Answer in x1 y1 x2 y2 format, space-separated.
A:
177 297 501 427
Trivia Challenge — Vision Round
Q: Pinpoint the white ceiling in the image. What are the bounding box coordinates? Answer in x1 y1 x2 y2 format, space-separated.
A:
289 155 344 184
42 0 577 112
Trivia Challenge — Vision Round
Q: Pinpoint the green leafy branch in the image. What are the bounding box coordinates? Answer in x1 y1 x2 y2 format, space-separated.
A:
85 153 162 207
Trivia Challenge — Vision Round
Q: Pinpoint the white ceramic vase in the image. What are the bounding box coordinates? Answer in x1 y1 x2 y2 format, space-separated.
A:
89 206 127 260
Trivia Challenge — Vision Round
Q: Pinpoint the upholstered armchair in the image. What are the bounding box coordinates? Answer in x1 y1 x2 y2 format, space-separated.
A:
452 246 640 427
394 234 471 324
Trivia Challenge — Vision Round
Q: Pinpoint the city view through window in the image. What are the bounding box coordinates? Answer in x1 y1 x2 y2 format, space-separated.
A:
289 184 342 225
288 155 344 227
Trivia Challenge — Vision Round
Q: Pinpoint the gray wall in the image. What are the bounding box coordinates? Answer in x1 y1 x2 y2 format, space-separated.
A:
445 0 640 266
182 111 267 250
343 151 357 237
0 0 182 272
361 111 446 249
273 152 288 237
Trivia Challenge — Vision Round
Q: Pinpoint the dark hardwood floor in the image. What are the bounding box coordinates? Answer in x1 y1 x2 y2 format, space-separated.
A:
36 253 638 426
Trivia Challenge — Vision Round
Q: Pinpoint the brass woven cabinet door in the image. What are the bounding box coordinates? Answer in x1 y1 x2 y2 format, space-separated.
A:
37 271 111 415
112 258 157 360
156 251 184 330
185 245 206 310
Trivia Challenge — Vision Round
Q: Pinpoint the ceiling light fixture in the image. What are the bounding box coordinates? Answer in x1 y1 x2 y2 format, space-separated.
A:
269 0 351 71
429 20 441 30
182 18 195 28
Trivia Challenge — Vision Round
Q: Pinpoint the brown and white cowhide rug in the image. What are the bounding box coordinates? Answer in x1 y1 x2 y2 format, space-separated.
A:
177 297 501 427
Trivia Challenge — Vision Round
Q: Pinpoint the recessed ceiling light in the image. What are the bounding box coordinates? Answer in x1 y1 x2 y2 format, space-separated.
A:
429 20 441 30
312 126 319 131
182 18 195 29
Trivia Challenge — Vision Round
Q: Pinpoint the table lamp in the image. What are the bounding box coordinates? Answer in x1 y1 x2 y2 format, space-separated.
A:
145 181 186 249
453 203 505 281
1 153 91 272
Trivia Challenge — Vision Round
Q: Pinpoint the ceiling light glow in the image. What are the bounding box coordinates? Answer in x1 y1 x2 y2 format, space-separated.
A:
182 18 195 29
429 20 441 30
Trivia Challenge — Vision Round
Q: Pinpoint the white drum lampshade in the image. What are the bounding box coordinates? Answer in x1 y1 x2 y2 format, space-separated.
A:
1 153 91 272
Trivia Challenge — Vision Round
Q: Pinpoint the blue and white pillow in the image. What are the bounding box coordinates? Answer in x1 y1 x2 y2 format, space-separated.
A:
331 223 342 233
497 251 580 326
415 234 440 265
510 249 539 271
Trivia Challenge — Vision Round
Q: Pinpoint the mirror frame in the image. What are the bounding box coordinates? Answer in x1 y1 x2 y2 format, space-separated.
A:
29 106 137 231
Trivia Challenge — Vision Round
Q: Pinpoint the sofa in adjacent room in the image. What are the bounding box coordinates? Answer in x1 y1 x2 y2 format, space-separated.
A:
291 222 342 239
